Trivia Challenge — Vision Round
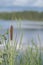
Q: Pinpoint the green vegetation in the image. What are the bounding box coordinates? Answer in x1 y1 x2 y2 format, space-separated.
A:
0 29 42 65
0 11 43 21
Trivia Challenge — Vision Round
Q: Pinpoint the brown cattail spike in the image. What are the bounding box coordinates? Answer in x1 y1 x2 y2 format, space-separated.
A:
10 25 13 40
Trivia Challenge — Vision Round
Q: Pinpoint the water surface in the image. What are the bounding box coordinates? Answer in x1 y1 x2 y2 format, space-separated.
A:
0 20 43 47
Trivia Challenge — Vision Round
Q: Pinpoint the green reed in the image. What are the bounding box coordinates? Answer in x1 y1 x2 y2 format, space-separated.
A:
0 29 41 65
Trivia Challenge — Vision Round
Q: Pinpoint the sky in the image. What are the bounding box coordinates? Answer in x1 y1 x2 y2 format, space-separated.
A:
0 0 43 12
0 0 43 7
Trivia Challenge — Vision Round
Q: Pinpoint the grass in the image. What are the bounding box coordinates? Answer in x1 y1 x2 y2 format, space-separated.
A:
0 30 42 65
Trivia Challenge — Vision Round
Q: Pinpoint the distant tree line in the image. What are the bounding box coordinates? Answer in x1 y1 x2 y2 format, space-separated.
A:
0 11 43 21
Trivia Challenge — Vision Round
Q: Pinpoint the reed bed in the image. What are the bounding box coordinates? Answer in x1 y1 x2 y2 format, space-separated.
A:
0 30 42 65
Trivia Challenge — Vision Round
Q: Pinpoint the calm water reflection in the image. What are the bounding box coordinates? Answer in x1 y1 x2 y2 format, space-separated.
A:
0 20 43 47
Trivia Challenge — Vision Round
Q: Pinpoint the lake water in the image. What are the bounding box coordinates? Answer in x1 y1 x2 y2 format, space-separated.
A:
0 20 43 47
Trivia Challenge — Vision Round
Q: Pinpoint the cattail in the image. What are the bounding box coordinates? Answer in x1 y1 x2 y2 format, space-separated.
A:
10 25 13 40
